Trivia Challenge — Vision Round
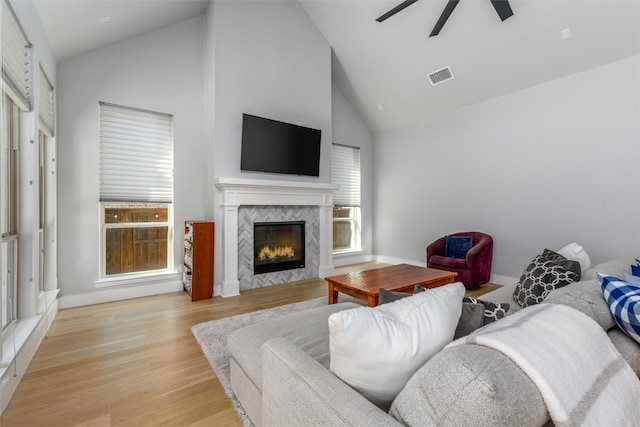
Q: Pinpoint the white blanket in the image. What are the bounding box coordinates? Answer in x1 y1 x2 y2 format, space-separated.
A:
448 303 640 427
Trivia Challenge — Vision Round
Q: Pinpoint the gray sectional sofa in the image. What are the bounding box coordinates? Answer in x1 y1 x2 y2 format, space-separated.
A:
227 258 640 426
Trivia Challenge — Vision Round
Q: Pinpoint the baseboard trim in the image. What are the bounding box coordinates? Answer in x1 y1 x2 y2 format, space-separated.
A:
374 255 426 267
59 280 183 309
333 254 374 267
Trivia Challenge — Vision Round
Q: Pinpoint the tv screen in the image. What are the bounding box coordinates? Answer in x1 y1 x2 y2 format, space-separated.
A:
241 113 321 177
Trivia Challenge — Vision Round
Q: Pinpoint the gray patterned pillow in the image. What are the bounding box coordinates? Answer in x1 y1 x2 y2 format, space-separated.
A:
462 297 510 324
514 254 580 308
541 248 582 280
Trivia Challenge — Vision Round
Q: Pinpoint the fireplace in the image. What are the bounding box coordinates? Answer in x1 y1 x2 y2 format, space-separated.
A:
254 221 305 274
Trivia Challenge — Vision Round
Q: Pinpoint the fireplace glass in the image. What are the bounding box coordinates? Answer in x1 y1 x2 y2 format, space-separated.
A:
253 221 305 274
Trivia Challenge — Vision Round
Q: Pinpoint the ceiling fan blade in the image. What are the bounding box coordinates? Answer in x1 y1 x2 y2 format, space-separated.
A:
489 0 513 21
429 0 460 37
376 0 420 23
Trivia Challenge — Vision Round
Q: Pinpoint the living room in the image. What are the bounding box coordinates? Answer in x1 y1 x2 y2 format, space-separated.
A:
1 0 639 424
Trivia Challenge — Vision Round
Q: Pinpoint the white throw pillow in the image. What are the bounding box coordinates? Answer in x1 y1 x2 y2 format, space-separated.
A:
328 282 465 407
557 242 591 273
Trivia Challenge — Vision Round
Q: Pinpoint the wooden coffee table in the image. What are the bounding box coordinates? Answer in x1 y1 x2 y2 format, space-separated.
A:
325 264 458 307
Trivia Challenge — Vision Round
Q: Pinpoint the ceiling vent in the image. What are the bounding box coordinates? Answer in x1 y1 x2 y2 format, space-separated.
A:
428 67 454 86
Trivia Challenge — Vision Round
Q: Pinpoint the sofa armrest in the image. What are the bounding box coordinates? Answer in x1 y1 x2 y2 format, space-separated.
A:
261 337 401 427
465 237 492 267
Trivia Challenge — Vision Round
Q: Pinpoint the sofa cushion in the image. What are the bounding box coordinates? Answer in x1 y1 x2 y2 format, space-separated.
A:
608 328 640 377
582 258 635 282
480 282 522 313
227 302 360 392
428 254 467 269
329 282 465 407
599 274 640 345
445 235 473 259
514 254 579 308
389 344 549 426
543 279 616 331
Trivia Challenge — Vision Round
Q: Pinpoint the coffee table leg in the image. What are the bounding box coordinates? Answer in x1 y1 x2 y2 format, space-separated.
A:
368 295 377 307
328 282 339 305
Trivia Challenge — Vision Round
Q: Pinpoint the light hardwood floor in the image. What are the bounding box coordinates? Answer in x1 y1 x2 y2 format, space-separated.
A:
0 263 499 426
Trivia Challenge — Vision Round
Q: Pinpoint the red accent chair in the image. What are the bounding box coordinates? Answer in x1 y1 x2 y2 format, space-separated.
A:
426 232 493 289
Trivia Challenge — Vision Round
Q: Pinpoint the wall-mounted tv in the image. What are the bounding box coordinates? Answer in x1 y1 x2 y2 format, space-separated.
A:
240 113 321 177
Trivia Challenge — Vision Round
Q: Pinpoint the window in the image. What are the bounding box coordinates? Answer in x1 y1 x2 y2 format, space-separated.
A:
38 130 46 293
1 94 20 330
1 0 31 348
2 0 32 112
38 66 54 293
99 102 174 279
38 65 55 138
332 144 361 253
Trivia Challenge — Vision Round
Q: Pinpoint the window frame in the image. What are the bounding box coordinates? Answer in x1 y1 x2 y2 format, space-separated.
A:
331 144 362 254
98 202 174 281
332 206 362 254
1 93 20 332
97 102 175 282
38 130 46 293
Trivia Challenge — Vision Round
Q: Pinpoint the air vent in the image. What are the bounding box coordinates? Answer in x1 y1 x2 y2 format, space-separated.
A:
428 66 454 86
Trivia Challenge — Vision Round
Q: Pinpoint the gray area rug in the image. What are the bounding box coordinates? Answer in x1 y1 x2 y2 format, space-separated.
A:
191 297 331 426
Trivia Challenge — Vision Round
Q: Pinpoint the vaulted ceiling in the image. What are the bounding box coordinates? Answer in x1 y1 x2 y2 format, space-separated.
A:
33 0 640 132
302 0 640 131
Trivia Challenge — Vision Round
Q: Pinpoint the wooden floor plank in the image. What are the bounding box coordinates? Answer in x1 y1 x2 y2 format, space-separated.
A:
0 262 498 426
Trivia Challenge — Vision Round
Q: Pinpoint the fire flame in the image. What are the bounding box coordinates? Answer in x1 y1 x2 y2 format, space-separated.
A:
258 244 295 261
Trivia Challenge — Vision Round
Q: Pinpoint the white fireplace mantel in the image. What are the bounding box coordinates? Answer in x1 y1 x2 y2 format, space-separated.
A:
214 177 338 297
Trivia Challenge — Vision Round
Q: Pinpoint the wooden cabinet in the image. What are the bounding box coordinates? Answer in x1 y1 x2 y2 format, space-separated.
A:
183 221 214 301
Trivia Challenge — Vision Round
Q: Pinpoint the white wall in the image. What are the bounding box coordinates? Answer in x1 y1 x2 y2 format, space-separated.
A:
208 1 332 295
373 56 640 278
57 17 205 305
202 2 215 220
331 83 374 263
211 0 332 183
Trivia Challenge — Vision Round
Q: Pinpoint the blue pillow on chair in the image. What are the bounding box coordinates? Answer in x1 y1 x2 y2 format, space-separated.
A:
445 235 473 259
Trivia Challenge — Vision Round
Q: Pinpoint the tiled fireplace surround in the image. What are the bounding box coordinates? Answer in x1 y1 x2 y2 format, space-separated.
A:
215 178 338 297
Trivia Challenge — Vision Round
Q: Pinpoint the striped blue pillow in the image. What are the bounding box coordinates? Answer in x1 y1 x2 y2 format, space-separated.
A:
598 273 640 345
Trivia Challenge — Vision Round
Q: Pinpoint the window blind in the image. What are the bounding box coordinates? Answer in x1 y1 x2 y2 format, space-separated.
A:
99 102 174 203
38 65 54 137
1 0 32 111
332 144 361 207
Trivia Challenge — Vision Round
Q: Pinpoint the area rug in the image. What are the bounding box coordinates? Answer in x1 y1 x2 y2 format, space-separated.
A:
191 297 333 426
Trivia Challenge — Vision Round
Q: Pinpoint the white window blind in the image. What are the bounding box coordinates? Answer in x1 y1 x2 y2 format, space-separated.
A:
332 144 361 207
1 0 32 111
99 102 174 203
38 65 54 137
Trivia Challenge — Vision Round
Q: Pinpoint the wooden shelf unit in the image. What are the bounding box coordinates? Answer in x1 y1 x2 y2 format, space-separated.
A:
183 221 214 301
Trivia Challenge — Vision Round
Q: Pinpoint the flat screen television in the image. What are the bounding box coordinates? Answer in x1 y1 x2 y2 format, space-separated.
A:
241 113 321 177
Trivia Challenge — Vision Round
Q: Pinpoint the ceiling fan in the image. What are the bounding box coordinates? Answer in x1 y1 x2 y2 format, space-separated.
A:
376 0 514 37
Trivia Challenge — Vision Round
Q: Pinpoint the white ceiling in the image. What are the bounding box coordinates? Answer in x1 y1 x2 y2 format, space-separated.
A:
302 0 640 131
33 0 209 62
32 0 640 132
